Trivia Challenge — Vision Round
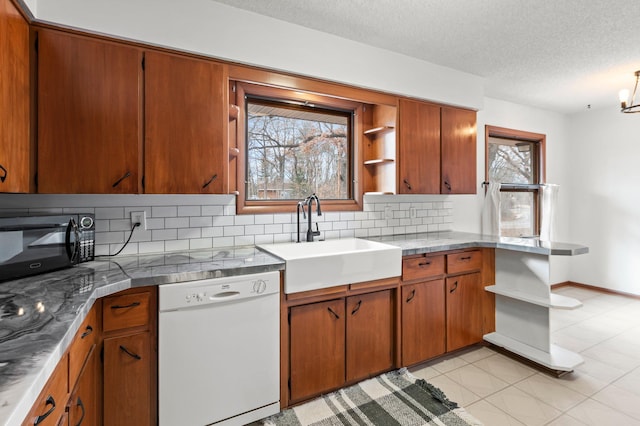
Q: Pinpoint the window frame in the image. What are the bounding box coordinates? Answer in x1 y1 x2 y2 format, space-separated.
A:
484 125 546 236
234 81 365 214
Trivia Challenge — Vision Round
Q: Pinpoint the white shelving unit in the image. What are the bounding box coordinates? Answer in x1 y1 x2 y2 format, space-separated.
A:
484 249 584 371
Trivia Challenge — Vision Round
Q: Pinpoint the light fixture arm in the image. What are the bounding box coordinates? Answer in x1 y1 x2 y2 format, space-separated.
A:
620 70 640 113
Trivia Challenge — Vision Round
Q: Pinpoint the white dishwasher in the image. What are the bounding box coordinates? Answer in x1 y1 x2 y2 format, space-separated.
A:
159 271 280 426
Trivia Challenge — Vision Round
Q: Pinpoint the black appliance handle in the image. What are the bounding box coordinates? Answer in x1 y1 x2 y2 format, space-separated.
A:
65 218 80 263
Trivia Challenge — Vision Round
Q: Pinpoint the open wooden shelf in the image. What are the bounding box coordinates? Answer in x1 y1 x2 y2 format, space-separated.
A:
363 125 395 136
485 286 582 310
363 158 394 165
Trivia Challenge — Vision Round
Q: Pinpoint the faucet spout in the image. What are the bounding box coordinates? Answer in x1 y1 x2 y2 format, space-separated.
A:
305 193 322 242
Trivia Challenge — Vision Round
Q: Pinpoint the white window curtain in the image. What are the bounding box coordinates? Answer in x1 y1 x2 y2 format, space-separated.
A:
481 182 502 236
540 183 559 242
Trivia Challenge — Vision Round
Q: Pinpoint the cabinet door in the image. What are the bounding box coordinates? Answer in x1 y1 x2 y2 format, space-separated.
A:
68 346 97 426
346 290 393 382
37 30 142 193
401 280 445 366
22 354 68 426
398 99 440 194
103 332 151 426
0 0 31 193
446 273 483 351
144 51 225 194
441 106 476 194
289 299 345 402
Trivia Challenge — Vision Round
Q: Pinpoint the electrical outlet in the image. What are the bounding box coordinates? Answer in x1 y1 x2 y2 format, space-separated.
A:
131 211 147 230
384 205 393 219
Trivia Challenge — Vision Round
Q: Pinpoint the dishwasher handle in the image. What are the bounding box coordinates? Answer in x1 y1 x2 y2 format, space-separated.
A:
210 291 240 300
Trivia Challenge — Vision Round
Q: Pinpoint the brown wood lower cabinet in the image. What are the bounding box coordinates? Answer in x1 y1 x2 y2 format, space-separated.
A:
288 287 395 404
103 332 152 426
289 299 345 402
68 346 98 426
446 272 483 351
401 279 446 365
346 290 393 382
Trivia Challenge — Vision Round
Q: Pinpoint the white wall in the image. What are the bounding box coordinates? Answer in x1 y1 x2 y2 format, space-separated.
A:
567 107 640 295
453 97 573 284
30 0 483 110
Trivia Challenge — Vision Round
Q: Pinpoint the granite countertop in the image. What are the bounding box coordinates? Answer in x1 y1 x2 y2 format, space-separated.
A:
0 231 588 425
0 246 285 426
368 230 589 256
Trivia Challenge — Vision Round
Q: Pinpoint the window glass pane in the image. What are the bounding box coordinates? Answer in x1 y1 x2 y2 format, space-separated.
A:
246 99 351 201
488 138 534 184
500 191 535 237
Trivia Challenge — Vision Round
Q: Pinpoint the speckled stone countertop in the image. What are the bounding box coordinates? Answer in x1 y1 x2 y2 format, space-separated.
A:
0 232 588 425
0 246 284 426
368 231 589 256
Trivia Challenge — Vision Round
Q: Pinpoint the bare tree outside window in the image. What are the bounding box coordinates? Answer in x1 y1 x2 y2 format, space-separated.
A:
246 99 351 201
487 136 540 237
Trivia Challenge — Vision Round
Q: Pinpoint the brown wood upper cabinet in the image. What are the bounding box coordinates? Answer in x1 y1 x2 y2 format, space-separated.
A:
37 29 142 193
144 51 226 194
0 0 31 193
441 106 477 194
397 99 477 194
398 99 440 194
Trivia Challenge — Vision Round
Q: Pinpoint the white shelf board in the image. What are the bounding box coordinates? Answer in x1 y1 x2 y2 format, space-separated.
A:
363 158 394 165
484 332 584 371
485 286 582 310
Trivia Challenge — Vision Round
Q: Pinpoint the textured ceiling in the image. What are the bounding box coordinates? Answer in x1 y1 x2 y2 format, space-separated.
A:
212 0 640 114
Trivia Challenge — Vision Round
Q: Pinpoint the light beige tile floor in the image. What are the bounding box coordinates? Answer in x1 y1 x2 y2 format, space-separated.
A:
410 285 640 425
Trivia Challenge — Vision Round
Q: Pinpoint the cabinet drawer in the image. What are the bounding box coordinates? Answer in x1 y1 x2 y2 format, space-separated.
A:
446 250 482 274
23 354 68 426
68 307 97 387
103 291 150 332
402 255 445 281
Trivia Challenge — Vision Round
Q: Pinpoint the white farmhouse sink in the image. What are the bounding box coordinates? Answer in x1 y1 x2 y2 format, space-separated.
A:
258 238 401 294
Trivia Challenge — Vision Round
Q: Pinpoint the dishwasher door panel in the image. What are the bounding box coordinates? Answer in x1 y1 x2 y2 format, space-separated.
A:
159 292 279 426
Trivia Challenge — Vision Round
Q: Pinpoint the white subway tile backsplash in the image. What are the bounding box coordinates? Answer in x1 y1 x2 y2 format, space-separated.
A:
178 205 201 217
0 193 453 255
152 206 177 217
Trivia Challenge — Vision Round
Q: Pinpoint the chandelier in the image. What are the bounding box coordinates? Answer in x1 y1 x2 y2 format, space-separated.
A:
619 71 640 113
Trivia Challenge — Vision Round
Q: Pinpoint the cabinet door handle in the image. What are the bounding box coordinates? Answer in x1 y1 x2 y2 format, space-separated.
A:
112 171 131 188
0 164 6 183
81 325 93 339
202 174 218 189
75 397 85 426
459 256 472 261
34 395 56 425
450 281 458 293
403 179 412 190
119 345 142 360
110 301 140 310
351 300 362 315
406 289 416 303
418 261 432 267
327 307 340 319
444 180 452 191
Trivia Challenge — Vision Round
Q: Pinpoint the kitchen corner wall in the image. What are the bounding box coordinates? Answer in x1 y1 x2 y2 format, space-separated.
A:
0 194 453 256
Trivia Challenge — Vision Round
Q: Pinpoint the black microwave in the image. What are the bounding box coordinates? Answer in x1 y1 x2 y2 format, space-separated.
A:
0 214 95 282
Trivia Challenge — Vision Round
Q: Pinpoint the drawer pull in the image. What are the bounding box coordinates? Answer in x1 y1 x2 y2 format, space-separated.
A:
34 395 56 425
327 307 340 320
351 300 362 316
459 256 472 261
75 397 86 426
81 325 93 339
119 345 142 360
450 281 458 293
444 180 452 191
403 179 412 190
0 164 6 183
111 301 141 310
418 261 432 267
406 289 416 303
